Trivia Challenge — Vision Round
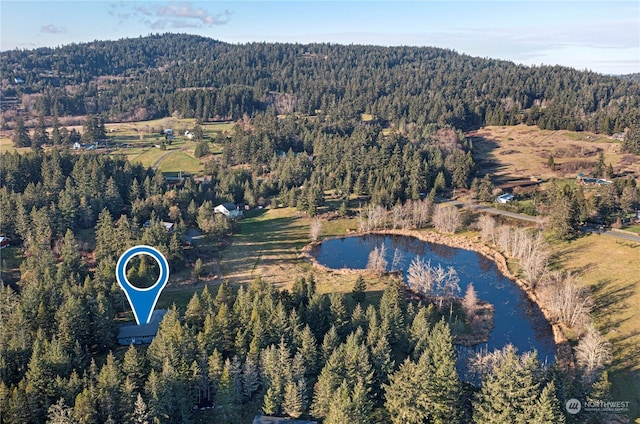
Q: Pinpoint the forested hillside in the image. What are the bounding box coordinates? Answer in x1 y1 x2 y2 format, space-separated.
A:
2 33 639 133
1 33 637 423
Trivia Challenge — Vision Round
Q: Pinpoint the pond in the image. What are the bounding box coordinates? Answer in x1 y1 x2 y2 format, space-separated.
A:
310 234 556 366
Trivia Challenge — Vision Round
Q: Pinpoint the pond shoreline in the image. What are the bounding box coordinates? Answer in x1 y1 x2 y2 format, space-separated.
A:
302 228 574 372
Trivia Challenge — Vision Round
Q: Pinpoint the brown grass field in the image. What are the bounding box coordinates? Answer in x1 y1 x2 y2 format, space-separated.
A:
470 125 640 183
219 207 389 296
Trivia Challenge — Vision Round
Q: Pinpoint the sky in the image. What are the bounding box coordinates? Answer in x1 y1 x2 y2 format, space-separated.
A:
1 1 638 75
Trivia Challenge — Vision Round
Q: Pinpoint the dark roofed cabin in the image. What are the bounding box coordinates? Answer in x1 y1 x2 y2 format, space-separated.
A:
117 309 167 345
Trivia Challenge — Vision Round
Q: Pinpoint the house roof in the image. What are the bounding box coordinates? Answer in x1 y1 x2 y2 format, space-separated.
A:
117 309 167 340
218 202 238 211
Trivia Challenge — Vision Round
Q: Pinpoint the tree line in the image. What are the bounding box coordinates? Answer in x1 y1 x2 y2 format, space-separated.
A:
2 33 639 135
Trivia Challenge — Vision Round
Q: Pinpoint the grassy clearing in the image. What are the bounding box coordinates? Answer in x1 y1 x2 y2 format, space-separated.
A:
128 147 172 168
107 119 232 173
361 113 374 122
554 234 640 417
471 125 640 182
219 207 388 294
156 151 203 174
0 137 31 154
202 121 234 134
0 137 15 153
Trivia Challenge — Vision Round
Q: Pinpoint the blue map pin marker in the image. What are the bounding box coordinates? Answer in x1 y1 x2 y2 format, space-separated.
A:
116 245 169 325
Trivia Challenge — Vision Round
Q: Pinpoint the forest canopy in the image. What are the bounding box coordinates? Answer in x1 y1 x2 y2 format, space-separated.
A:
2 33 639 134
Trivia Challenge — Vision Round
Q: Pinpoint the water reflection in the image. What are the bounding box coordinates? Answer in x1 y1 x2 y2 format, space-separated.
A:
310 234 556 366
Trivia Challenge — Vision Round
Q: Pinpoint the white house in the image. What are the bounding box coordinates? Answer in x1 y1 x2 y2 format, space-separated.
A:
495 193 515 204
143 220 174 233
73 142 82 150
214 202 243 219
184 130 194 140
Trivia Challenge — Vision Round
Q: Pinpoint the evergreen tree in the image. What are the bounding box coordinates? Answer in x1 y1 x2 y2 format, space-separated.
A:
547 184 580 239
192 258 205 282
96 352 123 423
51 114 62 145
122 345 148 392
531 381 566 424
282 379 307 418
215 360 239 422
472 346 543 424
194 140 210 158
12 117 31 147
131 393 150 424
32 115 50 147
329 292 349 336
297 325 319 376
352 275 367 304
384 358 425 424
420 320 462 423
594 151 606 178
240 357 261 402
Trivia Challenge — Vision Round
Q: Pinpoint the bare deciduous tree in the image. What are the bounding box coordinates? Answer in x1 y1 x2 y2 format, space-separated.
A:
391 247 404 272
367 242 388 275
366 204 388 231
406 256 460 308
406 256 434 296
517 231 549 288
540 271 591 329
462 283 480 324
309 219 322 242
575 325 612 384
478 214 497 245
432 204 460 234
493 224 550 288
413 198 433 229
391 203 404 230
496 225 513 254
432 263 461 308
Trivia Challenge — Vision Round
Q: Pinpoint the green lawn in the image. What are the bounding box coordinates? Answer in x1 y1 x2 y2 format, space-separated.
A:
127 147 171 168
0 137 29 154
623 224 640 234
561 130 611 144
157 151 203 174
202 121 234 134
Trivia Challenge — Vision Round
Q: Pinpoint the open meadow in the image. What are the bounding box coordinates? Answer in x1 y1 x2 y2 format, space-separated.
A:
1 117 232 173
218 207 389 297
554 234 640 417
470 124 640 183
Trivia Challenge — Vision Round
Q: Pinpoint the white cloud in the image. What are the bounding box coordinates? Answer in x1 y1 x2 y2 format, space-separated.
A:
119 1 231 29
40 24 67 34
